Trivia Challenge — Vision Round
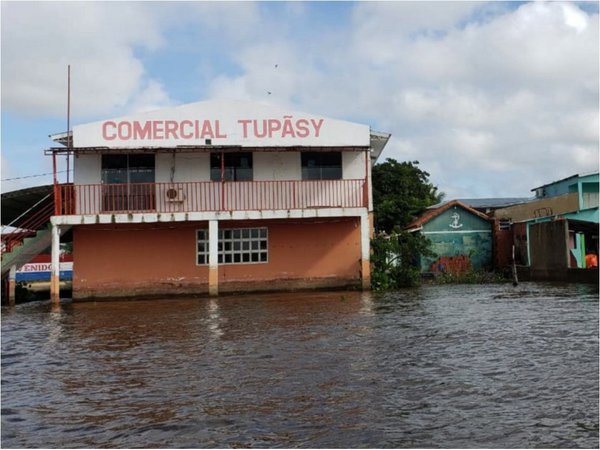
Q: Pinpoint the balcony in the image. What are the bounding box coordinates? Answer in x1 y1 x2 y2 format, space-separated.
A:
55 179 367 216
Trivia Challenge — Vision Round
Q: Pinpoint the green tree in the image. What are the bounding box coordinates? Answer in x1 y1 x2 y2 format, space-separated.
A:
371 231 435 290
372 158 443 233
370 158 442 288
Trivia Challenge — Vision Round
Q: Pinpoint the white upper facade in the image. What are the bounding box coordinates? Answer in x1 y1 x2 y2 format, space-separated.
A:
68 99 373 149
50 100 389 219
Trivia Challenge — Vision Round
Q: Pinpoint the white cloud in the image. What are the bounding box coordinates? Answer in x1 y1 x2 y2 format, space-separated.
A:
1 1 597 199
0 150 55 193
125 80 173 115
180 2 261 43
207 1 598 197
1 1 169 119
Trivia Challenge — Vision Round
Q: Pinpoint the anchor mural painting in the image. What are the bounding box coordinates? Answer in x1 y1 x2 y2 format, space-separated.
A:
406 200 493 275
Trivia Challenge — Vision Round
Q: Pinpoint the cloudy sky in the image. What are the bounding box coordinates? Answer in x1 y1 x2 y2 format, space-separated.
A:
1 1 598 199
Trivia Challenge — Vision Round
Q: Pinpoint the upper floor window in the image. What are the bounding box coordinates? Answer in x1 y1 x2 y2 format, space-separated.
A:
101 154 155 212
101 154 155 184
582 191 599 210
210 152 253 181
498 219 512 231
301 152 342 180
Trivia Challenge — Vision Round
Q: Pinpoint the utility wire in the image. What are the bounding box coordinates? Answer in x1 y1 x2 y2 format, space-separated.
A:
1 170 70 182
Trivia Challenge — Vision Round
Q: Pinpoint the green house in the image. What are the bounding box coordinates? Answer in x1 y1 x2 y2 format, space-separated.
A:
406 200 493 273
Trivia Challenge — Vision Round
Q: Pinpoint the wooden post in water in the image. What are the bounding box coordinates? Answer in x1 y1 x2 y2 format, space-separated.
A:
8 265 16 306
50 223 61 304
512 244 519 287
208 220 219 296
360 212 371 290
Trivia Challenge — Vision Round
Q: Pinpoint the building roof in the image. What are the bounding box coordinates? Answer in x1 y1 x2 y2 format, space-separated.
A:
428 197 530 210
49 99 390 163
1 184 54 225
369 130 391 164
406 200 492 232
530 171 600 192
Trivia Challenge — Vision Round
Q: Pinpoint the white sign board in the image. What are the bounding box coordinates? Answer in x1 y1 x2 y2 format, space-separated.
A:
73 99 371 148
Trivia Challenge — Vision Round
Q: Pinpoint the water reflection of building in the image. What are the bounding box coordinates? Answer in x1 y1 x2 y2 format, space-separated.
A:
46 100 390 300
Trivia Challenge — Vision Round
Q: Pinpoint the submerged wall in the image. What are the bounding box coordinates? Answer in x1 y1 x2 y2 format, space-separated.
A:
528 220 569 280
420 206 492 272
72 217 362 299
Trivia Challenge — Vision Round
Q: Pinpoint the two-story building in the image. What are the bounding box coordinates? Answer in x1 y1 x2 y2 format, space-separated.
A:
494 172 599 280
47 99 390 300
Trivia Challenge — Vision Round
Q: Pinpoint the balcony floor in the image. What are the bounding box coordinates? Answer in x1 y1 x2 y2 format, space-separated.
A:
51 207 369 226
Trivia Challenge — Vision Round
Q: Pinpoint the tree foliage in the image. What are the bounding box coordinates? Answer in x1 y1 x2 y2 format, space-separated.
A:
370 158 442 288
372 158 443 233
371 231 435 290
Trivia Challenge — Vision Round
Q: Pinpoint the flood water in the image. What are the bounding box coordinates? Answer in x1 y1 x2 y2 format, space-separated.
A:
2 282 598 448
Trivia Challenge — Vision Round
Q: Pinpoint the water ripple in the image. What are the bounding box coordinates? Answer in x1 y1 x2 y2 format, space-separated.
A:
1 283 598 448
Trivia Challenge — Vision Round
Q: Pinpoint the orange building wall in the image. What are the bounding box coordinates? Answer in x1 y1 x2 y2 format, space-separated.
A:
72 217 362 299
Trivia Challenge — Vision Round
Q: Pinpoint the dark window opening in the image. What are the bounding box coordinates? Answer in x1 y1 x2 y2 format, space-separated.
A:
301 152 342 180
101 154 155 212
210 152 253 181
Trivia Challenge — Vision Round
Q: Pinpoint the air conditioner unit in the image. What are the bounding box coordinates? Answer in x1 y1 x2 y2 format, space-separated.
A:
165 187 185 203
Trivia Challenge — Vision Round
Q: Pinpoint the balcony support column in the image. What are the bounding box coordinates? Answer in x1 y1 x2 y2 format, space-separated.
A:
360 211 371 290
50 223 61 304
8 265 16 306
208 220 219 296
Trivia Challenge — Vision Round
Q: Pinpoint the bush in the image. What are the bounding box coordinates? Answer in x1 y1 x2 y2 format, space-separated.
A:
371 231 434 290
432 269 511 285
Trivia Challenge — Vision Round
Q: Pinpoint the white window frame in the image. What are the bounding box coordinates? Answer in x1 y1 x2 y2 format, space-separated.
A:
196 227 268 265
196 229 210 265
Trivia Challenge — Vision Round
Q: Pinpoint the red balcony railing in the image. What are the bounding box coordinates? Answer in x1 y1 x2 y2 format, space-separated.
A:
55 179 367 216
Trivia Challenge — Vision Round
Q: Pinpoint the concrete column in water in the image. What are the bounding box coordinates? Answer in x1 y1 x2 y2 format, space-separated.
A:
208 220 219 296
50 223 61 303
360 212 371 290
8 265 16 306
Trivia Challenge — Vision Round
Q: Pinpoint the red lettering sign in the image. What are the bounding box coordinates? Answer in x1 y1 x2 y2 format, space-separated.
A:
99 117 326 142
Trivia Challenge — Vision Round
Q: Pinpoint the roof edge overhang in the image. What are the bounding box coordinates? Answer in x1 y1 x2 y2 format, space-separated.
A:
44 145 371 155
370 130 391 165
530 171 600 192
49 131 72 147
405 199 493 230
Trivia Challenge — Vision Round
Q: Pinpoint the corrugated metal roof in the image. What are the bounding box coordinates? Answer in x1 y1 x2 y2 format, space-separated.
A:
428 197 530 210
369 130 391 165
406 200 492 231
1 184 54 225
530 171 599 191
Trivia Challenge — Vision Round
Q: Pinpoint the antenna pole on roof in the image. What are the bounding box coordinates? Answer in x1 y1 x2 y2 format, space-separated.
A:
66 64 71 183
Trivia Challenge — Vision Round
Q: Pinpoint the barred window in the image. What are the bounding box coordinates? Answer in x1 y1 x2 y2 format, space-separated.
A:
498 219 512 231
197 227 268 265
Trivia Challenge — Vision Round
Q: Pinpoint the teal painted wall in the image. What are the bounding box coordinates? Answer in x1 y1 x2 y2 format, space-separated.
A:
423 206 491 232
420 206 492 271
537 173 599 199
563 208 599 223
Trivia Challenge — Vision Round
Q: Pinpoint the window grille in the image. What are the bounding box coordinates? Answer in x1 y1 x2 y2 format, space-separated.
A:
197 227 268 265
498 219 512 230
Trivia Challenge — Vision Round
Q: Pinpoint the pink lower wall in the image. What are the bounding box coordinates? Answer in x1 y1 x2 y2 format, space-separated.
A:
72 217 362 299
